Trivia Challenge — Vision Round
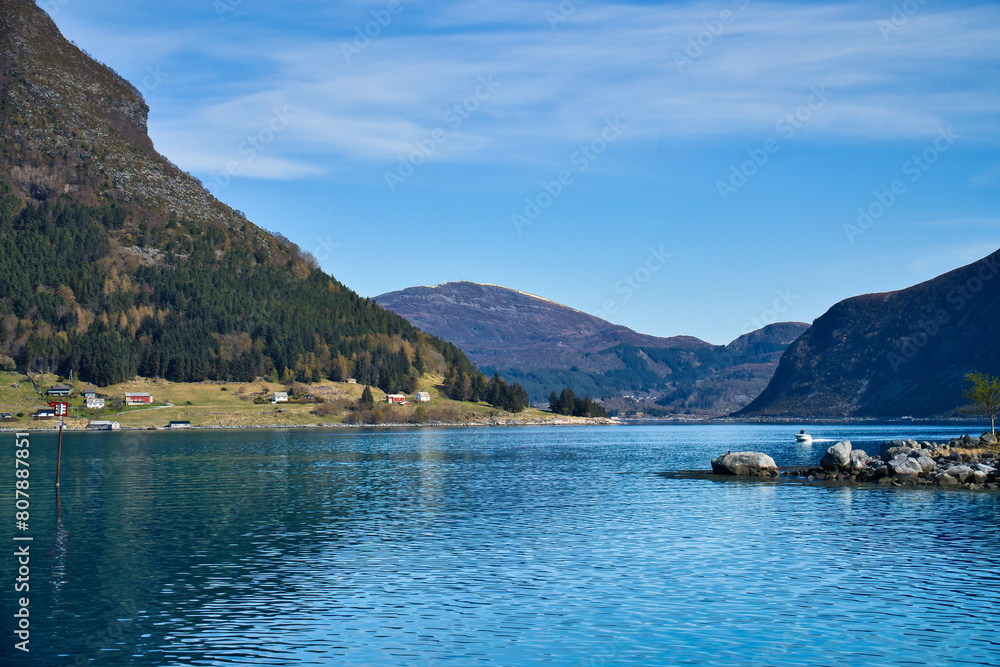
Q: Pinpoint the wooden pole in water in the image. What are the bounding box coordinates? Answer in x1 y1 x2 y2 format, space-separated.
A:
55 415 64 488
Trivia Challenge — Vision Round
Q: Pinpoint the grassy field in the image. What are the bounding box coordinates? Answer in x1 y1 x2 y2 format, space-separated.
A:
0 371 585 430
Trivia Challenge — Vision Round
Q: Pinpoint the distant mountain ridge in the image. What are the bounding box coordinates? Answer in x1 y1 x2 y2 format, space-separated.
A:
376 282 809 413
375 281 706 371
739 248 1000 417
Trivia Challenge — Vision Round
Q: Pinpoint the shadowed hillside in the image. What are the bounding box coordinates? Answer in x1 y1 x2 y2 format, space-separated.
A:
739 249 1000 417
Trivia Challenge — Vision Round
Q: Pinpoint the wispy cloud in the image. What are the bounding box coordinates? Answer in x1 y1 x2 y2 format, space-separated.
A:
73 1 1000 177
970 165 1000 188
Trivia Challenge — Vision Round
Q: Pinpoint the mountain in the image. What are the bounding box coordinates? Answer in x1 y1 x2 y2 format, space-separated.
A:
0 0 478 393
375 282 809 413
739 248 1000 418
374 281 706 370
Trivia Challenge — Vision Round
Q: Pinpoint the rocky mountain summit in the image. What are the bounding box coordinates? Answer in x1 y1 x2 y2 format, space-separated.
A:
0 0 247 231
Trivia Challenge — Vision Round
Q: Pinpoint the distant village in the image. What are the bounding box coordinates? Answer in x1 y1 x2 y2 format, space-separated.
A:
4 380 435 430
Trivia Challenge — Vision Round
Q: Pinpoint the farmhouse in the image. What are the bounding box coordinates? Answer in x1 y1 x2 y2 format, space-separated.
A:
34 408 55 419
86 397 105 409
83 390 98 399
47 384 72 397
272 392 289 404
124 392 153 406
415 391 431 403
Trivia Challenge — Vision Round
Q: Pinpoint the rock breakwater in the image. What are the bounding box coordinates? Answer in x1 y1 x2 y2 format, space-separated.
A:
789 435 999 490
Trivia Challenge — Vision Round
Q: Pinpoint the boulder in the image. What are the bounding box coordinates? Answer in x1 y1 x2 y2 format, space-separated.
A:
885 446 914 459
937 473 959 487
820 441 853 470
942 464 973 483
848 449 870 473
916 456 937 473
980 433 997 446
711 451 779 477
881 440 907 458
888 455 923 476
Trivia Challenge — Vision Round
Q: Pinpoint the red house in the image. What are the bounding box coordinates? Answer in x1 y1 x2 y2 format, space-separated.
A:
124 392 153 406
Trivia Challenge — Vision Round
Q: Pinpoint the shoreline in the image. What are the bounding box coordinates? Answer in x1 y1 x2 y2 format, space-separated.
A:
0 416 622 433
630 417 989 426
2 416 989 434
660 468 1000 492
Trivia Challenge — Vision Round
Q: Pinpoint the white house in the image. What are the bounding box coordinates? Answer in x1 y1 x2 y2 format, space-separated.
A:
87 420 120 431
272 392 289 404
415 391 431 403
86 397 105 409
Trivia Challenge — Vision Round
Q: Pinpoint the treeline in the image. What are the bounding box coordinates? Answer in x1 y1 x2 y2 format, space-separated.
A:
0 191 505 401
548 387 606 418
486 339 793 404
443 368 529 413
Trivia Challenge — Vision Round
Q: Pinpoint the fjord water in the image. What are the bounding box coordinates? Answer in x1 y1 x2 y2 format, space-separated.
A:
2 425 998 666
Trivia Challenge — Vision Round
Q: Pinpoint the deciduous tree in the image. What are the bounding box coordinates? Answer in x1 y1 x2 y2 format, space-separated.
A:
965 372 1000 438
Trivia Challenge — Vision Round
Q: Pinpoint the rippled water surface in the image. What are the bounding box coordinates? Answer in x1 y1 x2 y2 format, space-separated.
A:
1 425 998 666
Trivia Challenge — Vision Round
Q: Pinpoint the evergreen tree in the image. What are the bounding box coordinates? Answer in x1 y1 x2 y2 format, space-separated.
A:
559 388 576 416
546 386 605 418
359 385 374 408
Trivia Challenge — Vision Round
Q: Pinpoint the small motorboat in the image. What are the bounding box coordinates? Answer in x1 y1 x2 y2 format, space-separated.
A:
794 429 812 443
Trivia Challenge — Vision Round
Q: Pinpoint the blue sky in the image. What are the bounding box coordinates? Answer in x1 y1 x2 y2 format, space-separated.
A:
42 0 1000 344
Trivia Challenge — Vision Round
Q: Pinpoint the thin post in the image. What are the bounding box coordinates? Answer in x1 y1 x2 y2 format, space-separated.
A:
55 417 64 487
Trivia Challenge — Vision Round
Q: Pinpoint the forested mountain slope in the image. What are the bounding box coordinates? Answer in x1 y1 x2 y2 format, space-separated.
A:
0 0 481 396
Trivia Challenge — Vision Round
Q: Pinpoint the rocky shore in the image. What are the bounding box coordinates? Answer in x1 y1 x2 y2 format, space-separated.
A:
713 434 1000 490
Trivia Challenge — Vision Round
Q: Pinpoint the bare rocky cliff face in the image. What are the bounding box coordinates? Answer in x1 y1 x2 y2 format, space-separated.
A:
739 248 1000 418
0 0 249 233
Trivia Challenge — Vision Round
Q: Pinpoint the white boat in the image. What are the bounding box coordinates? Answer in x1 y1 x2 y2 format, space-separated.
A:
794 430 812 443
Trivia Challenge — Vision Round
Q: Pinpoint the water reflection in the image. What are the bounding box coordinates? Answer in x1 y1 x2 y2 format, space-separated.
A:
0 426 997 666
